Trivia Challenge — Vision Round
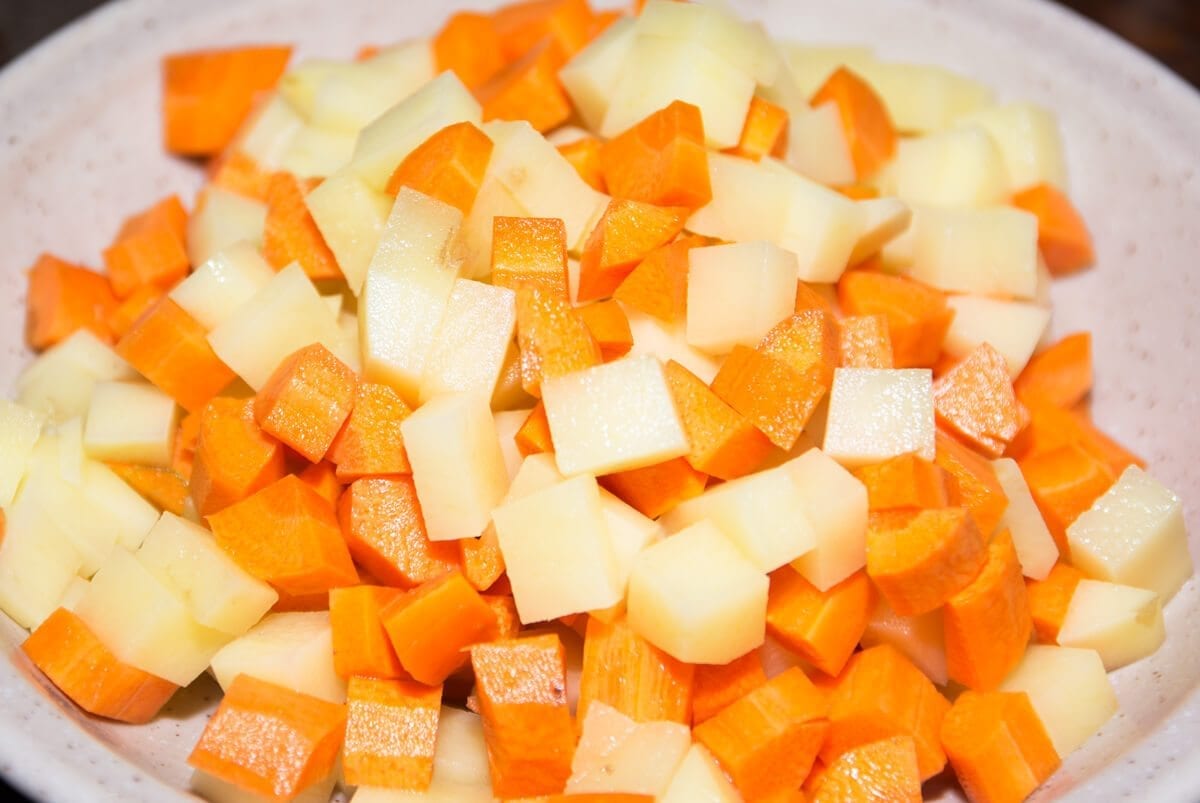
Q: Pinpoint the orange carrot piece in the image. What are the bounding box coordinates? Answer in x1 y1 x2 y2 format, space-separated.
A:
941 690 1061 803
1013 332 1092 409
823 644 951 781
460 528 508 592
338 476 460 589
691 648 767 725
710 345 821 452
297 460 342 507
599 457 708 519
164 46 292 156
106 285 164 339
943 531 1033 691
208 474 359 596
492 0 595 65
24 254 117 350
470 633 576 798
515 285 602 396
663 360 774 480
515 402 555 456
492 216 570 300
866 507 989 616
600 100 712 210
210 150 275 201
116 298 236 412
187 674 345 801
261 172 343 282
612 235 707 325
577 199 688 302
270 590 331 614
558 135 607 192
386 121 494 214
254 343 358 463
22 608 178 724
329 382 412 481
835 183 881 201
1018 443 1116 555
794 281 837 315
433 11 507 88
190 397 288 515
1026 562 1084 644
482 593 521 638
1011 183 1095 276
811 67 897 179
837 271 954 369
106 462 189 515
103 224 189 299
933 344 1028 458
578 615 694 726
839 314 894 369
725 96 790 162
329 585 407 680
173 409 201 480
116 194 188 244
811 735 922 803
853 453 953 512
579 300 634 361
766 569 875 677
694 667 829 801
343 677 442 789
760 309 840 383
382 571 499 686
935 430 1010 539
476 43 573 133
1006 400 1145 475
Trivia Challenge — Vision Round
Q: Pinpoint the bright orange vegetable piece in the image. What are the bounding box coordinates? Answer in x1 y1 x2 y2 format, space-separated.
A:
811 67 897 179
102 225 188 300
164 46 292 156
116 298 236 412
329 585 407 680
343 677 442 789
433 11 507 88
557 135 607 192
1013 332 1092 409
578 614 694 726
577 199 688 302
173 409 201 480
386 121 494 214
297 460 342 507
470 633 576 798
766 569 875 677
106 462 189 516
329 382 412 481
1011 183 1095 276
22 608 178 724
601 100 712 210
492 0 595 66
210 150 275 201
338 476 460 589
612 235 707 325
189 397 287 516
935 430 1010 539
691 648 767 725
810 735 922 803
838 271 954 369
24 254 117 350
694 667 829 801
1006 400 1145 475
599 457 708 519
515 402 554 456
476 43 573 133
726 96 790 162
1026 562 1084 644
207 474 359 597
116 194 188 244
866 507 989 616
839 314 894 369
942 690 1061 803
853 453 953 512
1019 443 1116 555
254 343 357 463
933 344 1028 458
261 172 343 282
187 674 345 802
579 300 634 361
106 285 164 340
491 216 570 300
835 183 881 201
460 528 507 592
515 285 602 397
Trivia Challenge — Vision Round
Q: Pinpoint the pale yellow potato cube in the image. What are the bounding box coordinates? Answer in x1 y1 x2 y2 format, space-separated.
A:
307 40 434 134
559 17 637 131
420 279 517 403
280 59 353 118
600 490 662 591
624 305 721 384
855 61 993 134
360 188 465 403
505 452 565 501
787 103 856 186
567 701 691 796
860 596 947 685
0 399 45 507
304 171 394 295
230 92 304 169
686 241 798 355
660 743 742 803
192 767 336 803
136 512 278 635
402 391 509 541
83 381 177 467
187 187 267 267
849 197 912 266
170 241 275 331
16 330 136 421
1057 579 1165 670
285 129 358 175
943 295 1051 378
59 575 90 612
492 475 623 623
75 548 230 685
493 409 533 482
0 490 82 628
17 461 123 576
209 611 345 704
785 449 869 591
992 457 1058 580
1067 466 1192 603
1000 645 1117 757
894 127 1009 208
640 0 781 84
957 103 1067 192
627 520 768 664
823 368 935 467
542 355 689 476
80 460 160 551
908 205 1039 299
781 44 876 99
54 416 85 486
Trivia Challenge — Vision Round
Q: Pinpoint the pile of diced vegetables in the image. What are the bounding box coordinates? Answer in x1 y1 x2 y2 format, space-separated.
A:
0 0 1193 801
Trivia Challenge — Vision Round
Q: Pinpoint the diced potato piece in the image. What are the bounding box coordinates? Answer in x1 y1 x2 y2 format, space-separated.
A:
559 17 637 131
662 464 816 573
1000 645 1117 757
660 743 742 803
1057 579 1165 670
192 766 336 803
856 61 993 134
893 127 1009 208
401 392 508 542
957 103 1067 192
59 575 90 612
567 701 691 796
600 490 663 590
492 475 623 624
785 449 870 590
627 520 769 664
80 460 160 551
231 93 304 169
74 548 230 686
83 381 177 467
360 188 465 403
992 457 1058 580
860 596 947 685
0 400 45 507
1067 466 1192 603
823 368 935 467
624 305 721 384
686 241 798 355
908 206 1039 299
637 0 780 86
187 187 268 267
207 263 342 390
307 40 434 133
419 280 517 403
849 197 912 265
275 123 356 178
55 416 85 486
943 295 1050 378
0 490 82 628
209 611 345 703
781 44 876 96
505 452 565 501
493 409 532 481
281 59 354 118
170 241 276 331
136 512 278 635
787 103 856 186
542 355 689 476
16 330 136 421
305 172 393 296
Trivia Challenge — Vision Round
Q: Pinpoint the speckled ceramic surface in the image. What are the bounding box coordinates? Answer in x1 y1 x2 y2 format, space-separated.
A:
0 0 1197 800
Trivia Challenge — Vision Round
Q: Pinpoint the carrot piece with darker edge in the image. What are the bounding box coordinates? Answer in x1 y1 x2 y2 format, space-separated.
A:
725 96 790 162
386 121 494 214
852 453 952 512
262 172 344 282
1013 332 1092 409
766 568 875 678
1011 183 1095 276
558 136 607 192
189 396 287 515
329 382 412 481
329 585 407 680
476 43 573 133
811 67 897 179
254 343 357 463
1026 561 1084 644
492 216 570 300
691 648 767 725
599 457 708 519
612 235 707 325
579 300 634 361
342 676 442 789
577 199 688 303
837 271 954 369
600 100 712 210
578 614 694 727
935 430 1010 539
933 343 1028 458
106 462 189 515
811 735 922 803
24 254 117 350
433 11 507 88
515 402 555 456
515 285 602 397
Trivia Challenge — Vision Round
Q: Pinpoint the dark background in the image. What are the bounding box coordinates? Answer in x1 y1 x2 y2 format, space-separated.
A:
0 0 1197 802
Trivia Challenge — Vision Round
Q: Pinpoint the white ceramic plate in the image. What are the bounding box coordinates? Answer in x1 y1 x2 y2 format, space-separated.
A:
1 0 1198 800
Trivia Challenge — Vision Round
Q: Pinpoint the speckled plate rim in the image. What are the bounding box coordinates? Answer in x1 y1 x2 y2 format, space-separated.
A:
0 0 1198 801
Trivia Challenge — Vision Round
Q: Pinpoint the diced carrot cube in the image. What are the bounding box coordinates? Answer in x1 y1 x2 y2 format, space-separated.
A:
691 648 767 725
329 585 407 680
476 43 572 133
794 280 837 315
811 67 897 180
933 344 1028 458
835 183 881 201
329 382 412 481
612 235 707 325
460 528 508 592
1006 400 1144 476
173 410 202 480
515 285 602 396
106 285 164 340
433 11 507 88
515 402 554 456
853 453 952 512
810 735 922 803
297 460 342 507
343 677 442 789
1026 562 1084 644
725 96 790 162
190 397 288 515
106 462 189 516
116 194 188 245
599 457 708 519
601 100 712 210
210 150 275 201
766 568 875 677
837 271 954 369
386 122 494 214
579 300 634 361
557 136 607 192
103 223 189 299
24 254 117 350
578 615 694 726
254 343 357 463
262 172 343 282
838 314 894 369
492 216 570 300
1011 183 1095 276
1013 332 1092 409
1019 443 1116 555
492 0 595 66
578 199 688 302
935 430 1010 539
